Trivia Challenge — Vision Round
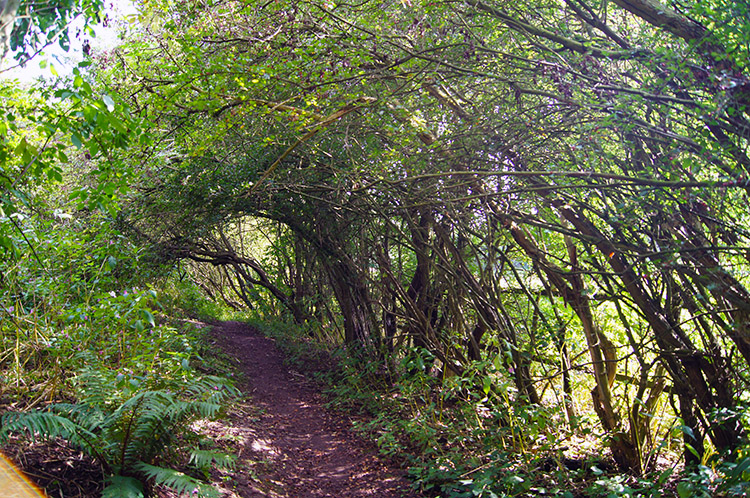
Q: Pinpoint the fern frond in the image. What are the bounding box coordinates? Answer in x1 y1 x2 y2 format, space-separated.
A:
108 391 168 468
166 400 222 421
1 370 238 497
1 410 85 443
189 449 237 471
182 375 238 403
1 409 109 469
75 363 120 408
102 475 145 498
115 390 173 416
133 462 219 498
50 402 105 432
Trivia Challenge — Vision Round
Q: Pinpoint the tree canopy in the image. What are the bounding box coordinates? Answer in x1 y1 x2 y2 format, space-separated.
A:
90 0 750 471
2 0 750 494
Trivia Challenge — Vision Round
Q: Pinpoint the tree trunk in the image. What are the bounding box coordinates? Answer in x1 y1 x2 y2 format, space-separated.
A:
326 259 378 348
554 202 744 455
499 216 639 471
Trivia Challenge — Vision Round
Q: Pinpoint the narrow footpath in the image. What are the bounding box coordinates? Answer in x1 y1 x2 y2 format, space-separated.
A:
207 321 419 498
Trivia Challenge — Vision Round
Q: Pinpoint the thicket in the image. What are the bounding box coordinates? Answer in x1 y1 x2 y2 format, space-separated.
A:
98 0 750 493
1 20 239 495
0 208 239 496
2 0 750 495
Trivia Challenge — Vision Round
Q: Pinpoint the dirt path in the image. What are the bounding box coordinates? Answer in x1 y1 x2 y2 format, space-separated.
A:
208 321 420 498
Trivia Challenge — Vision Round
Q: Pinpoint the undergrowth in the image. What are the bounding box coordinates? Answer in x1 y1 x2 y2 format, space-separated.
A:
248 319 750 498
1 366 238 497
0 213 240 497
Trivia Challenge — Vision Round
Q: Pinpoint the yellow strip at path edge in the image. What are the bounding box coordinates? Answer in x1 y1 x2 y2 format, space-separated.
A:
0 452 45 497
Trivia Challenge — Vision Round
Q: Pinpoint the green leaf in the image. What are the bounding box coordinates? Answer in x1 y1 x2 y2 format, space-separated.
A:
13 137 27 155
103 94 116 111
103 476 145 498
492 354 502 371
189 449 236 471
133 462 217 497
482 376 491 395
109 116 128 134
47 167 63 182
676 482 693 498
0 235 13 252
71 133 83 149
141 309 155 327
0 410 91 445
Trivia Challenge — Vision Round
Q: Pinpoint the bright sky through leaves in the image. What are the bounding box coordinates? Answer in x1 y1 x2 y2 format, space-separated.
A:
0 0 136 82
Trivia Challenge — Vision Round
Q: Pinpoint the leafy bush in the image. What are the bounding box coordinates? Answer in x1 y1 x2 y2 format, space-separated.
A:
1 213 152 406
674 457 750 498
158 277 230 321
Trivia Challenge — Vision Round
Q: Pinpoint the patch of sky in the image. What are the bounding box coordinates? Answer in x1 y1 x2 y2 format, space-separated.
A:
1 0 137 82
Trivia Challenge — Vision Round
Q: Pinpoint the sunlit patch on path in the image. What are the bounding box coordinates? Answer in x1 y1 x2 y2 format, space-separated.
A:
207 321 419 498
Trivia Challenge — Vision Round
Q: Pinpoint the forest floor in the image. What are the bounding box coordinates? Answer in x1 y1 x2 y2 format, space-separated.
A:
2 320 420 497
201 320 421 498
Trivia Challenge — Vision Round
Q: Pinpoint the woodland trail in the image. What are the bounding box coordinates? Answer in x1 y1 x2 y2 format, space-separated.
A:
206 321 420 498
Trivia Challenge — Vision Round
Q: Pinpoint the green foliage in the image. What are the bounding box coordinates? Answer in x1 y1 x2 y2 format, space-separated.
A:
133 463 215 497
261 319 743 497
1 214 140 404
0 363 238 497
0 205 238 496
582 453 750 498
312 342 570 496
8 0 104 62
102 476 145 498
5 0 750 493
1 52 144 263
674 457 750 498
158 276 234 321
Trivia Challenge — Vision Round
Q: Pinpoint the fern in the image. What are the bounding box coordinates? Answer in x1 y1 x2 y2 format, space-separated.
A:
134 462 219 498
51 402 106 432
0 367 238 497
189 448 237 472
75 362 114 407
102 476 145 498
1 410 84 443
0 408 113 472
